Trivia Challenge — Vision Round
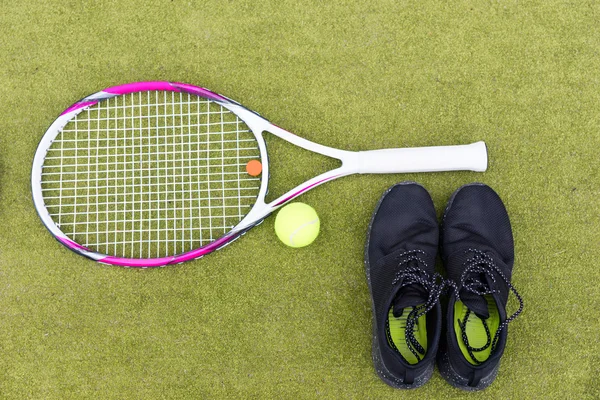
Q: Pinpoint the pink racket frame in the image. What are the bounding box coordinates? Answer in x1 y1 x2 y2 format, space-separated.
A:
32 81 487 267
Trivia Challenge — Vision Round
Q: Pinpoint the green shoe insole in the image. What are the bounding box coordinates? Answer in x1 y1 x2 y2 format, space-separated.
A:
453 295 500 364
386 306 428 365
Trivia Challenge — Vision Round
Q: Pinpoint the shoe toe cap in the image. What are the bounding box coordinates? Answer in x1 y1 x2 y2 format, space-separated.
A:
442 183 513 264
368 182 438 264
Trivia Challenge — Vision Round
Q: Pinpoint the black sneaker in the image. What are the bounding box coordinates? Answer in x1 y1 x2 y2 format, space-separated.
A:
365 182 444 389
438 183 523 391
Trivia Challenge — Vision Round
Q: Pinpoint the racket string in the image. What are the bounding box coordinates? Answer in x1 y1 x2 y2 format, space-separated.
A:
41 91 261 258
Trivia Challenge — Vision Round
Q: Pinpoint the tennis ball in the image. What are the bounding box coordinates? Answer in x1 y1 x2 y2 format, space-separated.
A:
274 202 320 248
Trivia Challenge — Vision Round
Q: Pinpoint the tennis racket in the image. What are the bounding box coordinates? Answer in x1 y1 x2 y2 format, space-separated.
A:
32 81 487 267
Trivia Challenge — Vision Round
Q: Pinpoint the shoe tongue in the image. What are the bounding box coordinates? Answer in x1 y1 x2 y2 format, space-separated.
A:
392 284 428 317
459 273 493 319
460 292 490 319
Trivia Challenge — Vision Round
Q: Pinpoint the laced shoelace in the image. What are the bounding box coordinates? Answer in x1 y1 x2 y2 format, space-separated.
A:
445 249 524 364
390 250 446 362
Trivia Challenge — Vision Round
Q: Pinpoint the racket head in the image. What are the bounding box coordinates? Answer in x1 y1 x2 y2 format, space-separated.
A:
32 82 271 267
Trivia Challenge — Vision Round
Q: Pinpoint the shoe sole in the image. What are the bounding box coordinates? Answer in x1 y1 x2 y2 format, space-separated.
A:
438 182 500 391
364 181 434 389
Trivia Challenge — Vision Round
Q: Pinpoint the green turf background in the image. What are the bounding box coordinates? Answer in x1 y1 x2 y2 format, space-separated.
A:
1 0 599 398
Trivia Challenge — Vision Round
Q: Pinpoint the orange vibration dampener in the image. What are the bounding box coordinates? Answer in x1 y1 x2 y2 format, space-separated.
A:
246 159 262 176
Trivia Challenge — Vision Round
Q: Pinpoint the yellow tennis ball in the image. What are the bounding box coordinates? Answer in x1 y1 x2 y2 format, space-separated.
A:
274 202 320 248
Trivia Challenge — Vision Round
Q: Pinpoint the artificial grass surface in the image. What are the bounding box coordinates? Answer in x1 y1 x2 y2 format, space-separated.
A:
1 0 599 398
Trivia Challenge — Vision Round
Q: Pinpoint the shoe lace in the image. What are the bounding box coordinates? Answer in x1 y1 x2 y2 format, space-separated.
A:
391 250 446 362
445 249 524 364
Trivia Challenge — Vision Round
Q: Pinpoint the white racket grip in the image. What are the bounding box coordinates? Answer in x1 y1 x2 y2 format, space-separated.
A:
356 141 487 173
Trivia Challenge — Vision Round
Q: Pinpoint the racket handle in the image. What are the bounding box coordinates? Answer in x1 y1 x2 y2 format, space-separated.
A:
356 141 488 173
